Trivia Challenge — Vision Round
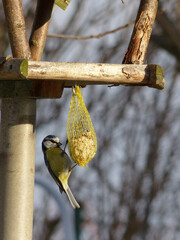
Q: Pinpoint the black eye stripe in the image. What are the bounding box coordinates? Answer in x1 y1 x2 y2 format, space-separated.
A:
51 140 59 144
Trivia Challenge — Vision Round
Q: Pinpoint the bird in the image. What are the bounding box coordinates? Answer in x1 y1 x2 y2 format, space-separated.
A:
42 135 80 208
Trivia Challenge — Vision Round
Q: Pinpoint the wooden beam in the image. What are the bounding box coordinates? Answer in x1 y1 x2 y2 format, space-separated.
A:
0 58 165 92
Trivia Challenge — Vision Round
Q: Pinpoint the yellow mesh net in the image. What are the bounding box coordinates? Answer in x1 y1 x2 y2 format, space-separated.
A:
67 86 97 167
55 0 71 10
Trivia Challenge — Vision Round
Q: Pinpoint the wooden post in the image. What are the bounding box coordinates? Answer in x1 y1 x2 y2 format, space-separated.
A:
0 1 35 240
0 99 36 240
0 0 56 239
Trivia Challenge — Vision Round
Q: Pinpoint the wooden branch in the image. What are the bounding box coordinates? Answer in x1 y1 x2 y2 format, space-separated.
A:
123 0 158 64
29 0 54 60
29 0 64 98
47 21 135 40
0 59 165 92
2 0 31 58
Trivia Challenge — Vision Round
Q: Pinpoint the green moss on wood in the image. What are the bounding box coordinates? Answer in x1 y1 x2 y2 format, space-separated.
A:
20 59 28 77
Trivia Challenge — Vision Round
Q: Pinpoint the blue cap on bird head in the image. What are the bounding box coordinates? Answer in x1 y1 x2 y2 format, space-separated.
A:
42 135 62 151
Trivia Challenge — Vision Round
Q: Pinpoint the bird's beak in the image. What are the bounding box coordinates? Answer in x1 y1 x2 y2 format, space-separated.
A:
57 142 62 147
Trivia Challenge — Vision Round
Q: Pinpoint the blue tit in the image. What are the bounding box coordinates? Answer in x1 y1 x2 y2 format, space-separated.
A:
42 135 80 208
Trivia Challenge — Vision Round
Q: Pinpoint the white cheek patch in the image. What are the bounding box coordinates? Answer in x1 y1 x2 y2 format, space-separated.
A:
46 141 56 148
46 141 53 148
53 137 60 143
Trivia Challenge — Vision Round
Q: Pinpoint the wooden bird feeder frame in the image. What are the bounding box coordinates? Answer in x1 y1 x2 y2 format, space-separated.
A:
0 0 165 99
0 0 164 240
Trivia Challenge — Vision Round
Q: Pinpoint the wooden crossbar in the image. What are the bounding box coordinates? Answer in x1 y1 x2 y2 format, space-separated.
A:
0 58 165 90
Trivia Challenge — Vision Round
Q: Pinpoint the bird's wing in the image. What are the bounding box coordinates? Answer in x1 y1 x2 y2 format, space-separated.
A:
44 153 65 193
60 149 73 169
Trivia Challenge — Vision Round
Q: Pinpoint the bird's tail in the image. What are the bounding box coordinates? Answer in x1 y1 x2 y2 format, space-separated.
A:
65 186 80 209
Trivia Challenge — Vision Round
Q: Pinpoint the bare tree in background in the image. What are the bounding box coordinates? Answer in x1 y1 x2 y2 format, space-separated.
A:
1 0 180 240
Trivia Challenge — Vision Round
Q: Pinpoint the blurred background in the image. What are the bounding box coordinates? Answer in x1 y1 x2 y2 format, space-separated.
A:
1 0 180 239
